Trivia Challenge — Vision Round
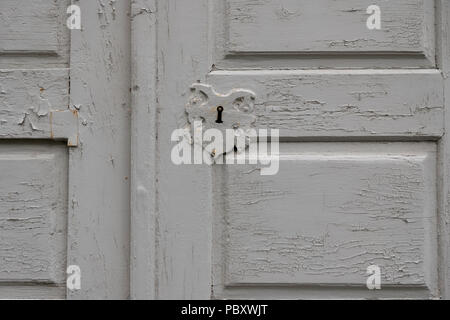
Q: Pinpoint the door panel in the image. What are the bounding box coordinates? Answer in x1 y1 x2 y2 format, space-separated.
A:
213 142 437 298
208 70 444 138
0 0 71 299
0 0 70 69
67 0 131 299
0 142 67 299
226 0 435 59
0 0 61 53
209 0 442 299
132 0 450 299
1 0 130 299
0 69 76 142
213 0 435 69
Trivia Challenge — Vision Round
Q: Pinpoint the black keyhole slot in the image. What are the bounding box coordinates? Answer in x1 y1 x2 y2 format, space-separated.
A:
216 106 224 124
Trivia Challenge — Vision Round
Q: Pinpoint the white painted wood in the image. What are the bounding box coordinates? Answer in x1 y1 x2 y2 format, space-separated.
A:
213 142 438 298
67 0 131 299
0 69 78 145
436 0 450 299
212 0 435 69
0 0 59 53
0 285 65 300
152 0 213 299
130 0 157 300
0 0 130 299
0 0 70 69
130 0 450 300
208 70 444 138
0 143 67 297
0 0 72 299
226 0 435 61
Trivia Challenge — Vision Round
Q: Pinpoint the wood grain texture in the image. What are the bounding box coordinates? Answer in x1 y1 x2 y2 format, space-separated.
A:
67 0 131 299
0 142 67 299
130 0 158 300
226 0 435 60
213 142 438 298
154 0 213 299
0 285 65 299
0 0 72 300
0 0 59 53
210 0 435 69
436 0 450 299
0 0 70 69
0 69 77 145
132 0 447 300
208 70 444 138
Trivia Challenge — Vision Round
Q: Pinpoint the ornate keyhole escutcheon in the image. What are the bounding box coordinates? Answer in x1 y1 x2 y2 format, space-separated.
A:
185 83 257 159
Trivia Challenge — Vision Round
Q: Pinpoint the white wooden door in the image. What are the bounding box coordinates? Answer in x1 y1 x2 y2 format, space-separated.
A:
131 0 450 299
0 0 130 299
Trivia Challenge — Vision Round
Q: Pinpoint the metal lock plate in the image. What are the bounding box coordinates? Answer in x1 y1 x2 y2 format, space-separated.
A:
186 83 257 158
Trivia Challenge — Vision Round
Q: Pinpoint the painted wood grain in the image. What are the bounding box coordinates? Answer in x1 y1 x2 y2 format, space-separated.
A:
0 0 70 70
132 0 448 300
0 69 77 145
0 0 59 53
436 0 450 299
154 0 213 299
0 0 72 300
226 0 435 61
208 70 444 138
0 285 65 299
213 142 438 298
0 143 67 299
67 0 131 299
1 0 130 300
130 0 158 300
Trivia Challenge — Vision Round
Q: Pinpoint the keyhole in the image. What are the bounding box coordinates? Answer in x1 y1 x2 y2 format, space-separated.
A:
216 106 224 123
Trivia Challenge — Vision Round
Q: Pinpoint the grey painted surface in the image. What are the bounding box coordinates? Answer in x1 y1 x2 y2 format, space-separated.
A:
0 0 72 299
130 0 158 300
0 0 130 299
0 142 67 299
207 70 444 138
68 0 131 299
0 0 61 53
0 69 78 145
0 0 70 69
150 0 213 299
131 0 450 299
212 0 436 69
213 142 438 298
226 0 435 59
436 0 450 299
1 0 450 300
